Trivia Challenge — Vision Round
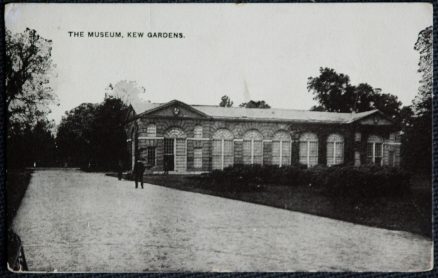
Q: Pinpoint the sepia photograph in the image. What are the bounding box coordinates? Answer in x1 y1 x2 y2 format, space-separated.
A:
4 3 433 272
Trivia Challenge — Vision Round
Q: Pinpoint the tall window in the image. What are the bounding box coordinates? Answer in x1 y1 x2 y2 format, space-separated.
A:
326 134 344 166
243 130 263 165
194 148 203 169
194 126 203 138
299 132 318 167
146 147 156 167
212 129 234 170
272 131 291 167
146 124 156 137
367 135 383 165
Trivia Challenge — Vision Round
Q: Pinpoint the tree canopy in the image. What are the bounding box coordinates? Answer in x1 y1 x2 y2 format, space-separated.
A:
57 96 129 170
239 100 271 109
56 103 99 167
401 26 432 173
412 26 432 118
307 67 402 122
219 95 233 107
8 119 57 168
6 28 58 168
6 28 57 129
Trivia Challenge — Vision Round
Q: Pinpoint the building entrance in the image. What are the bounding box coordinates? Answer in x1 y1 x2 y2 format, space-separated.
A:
163 138 175 171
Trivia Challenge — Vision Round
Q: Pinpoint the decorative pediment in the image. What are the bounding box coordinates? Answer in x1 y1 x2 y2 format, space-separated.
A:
357 112 393 126
139 100 209 119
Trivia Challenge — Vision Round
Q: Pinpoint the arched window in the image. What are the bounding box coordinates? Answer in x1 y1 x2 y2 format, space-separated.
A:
299 132 318 167
326 134 344 166
163 127 187 172
272 131 291 167
243 130 263 165
367 135 383 165
194 126 203 138
212 129 234 170
164 127 186 138
146 124 156 137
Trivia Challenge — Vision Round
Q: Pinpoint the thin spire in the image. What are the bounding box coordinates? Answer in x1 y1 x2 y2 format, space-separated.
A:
243 78 251 102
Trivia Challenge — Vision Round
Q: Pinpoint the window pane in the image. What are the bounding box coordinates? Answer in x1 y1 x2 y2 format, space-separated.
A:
327 142 334 166
335 142 344 164
194 148 202 168
309 142 318 156
282 141 291 165
224 140 234 168
212 140 222 155
272 141 281 165
309 142 318 166
299 142 308 165
308 156 318 167
253 141 263 156
375 143 383 157
366 143 374 158
243 140 252 164
253 140 263 164
147 147 156 167
212 156 222 170
212 139 222 170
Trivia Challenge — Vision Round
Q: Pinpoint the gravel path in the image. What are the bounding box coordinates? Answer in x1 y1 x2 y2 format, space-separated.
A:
12 169 432 272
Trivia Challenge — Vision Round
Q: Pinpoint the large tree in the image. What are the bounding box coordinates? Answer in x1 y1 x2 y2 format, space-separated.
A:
6 28 57 168
56 103 99 167
239 100 271 109
91 96 129 170
6 28 56 128
412 26 432 118
401 26 432 173
56 97 129 170
8 119 57 168
307 67 402 122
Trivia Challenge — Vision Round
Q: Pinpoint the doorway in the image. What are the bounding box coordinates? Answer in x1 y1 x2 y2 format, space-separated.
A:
164 138 175 171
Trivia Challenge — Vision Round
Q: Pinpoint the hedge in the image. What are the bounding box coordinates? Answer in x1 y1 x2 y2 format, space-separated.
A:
207 164 410 198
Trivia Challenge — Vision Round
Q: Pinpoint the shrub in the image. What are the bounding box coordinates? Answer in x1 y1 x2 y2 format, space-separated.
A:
208 164 310 188
207 164 410 198
322 165 411 198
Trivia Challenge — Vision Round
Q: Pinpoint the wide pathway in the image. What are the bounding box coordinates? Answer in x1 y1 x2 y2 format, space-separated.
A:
13 169 432 272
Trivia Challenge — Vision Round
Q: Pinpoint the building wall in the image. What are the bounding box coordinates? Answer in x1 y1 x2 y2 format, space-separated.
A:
125 115 400 173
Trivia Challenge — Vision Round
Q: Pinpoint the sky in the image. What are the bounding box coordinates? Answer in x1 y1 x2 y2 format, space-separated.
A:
5 3 433 124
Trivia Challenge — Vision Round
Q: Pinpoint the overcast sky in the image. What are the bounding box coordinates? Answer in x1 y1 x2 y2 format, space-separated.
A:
5 3 432 124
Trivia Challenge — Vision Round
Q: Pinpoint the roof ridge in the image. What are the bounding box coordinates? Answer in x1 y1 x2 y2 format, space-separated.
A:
192 105 373 114
147 102 377 116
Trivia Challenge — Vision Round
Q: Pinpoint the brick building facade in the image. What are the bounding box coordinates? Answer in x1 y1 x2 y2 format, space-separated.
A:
125 100 401 174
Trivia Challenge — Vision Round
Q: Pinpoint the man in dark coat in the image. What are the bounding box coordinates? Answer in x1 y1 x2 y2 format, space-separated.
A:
117 159 123 181
133 160 145 189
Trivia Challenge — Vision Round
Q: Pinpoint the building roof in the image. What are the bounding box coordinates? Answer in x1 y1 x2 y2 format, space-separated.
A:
191 105 379 124
130 99 383 124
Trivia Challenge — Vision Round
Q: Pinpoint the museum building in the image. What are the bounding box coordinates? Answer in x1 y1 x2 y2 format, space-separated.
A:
124 100 401 174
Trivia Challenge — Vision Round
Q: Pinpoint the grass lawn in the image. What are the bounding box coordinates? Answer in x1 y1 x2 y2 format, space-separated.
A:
6 169 33 227
115 173 431 238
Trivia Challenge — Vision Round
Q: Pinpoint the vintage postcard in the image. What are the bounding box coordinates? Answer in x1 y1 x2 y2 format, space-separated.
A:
4 3 433 272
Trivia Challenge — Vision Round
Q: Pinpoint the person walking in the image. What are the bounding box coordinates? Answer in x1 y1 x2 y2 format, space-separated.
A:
133 160 145 189
117 159 123 181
